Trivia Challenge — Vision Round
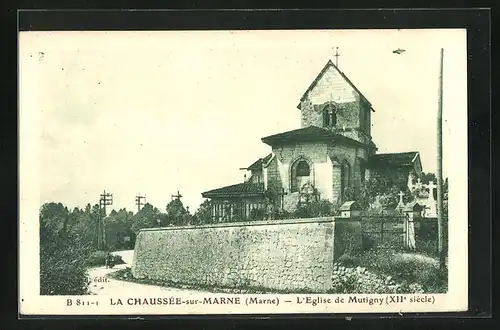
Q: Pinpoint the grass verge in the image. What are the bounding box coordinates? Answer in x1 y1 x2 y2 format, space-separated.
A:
337 249 448 293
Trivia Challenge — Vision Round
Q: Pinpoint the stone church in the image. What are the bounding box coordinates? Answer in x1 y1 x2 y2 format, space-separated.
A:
202 59 423 221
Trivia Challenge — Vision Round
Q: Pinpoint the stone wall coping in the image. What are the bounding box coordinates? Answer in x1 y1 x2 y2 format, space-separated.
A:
139 217 342 232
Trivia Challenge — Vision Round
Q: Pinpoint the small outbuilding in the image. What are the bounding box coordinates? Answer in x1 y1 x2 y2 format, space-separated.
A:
339 201 361 218
403 201 423 219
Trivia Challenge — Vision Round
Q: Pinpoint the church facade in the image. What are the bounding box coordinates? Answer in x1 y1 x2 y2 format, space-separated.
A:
202 60 422 222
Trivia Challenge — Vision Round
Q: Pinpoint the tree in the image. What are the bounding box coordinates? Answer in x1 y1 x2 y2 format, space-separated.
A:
131 203 162 233
166 199 188 226
65 205 97 249
420 172 438 184
39 202 69 244
104 208 135 250
355 171 413 211
39 202 93 295
193 199 213 225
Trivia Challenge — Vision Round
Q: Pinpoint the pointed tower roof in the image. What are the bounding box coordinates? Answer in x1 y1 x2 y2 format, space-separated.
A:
296 60 375 112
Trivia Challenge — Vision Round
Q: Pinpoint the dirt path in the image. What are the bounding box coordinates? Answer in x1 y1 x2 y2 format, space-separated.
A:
87 250 209 295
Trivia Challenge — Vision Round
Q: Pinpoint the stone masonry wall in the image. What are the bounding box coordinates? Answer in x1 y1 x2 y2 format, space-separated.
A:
300 99 362 136
132 217 362 292
265 156 282 198
299 65 365 133
331 159 342 204
273 142 329 198
307 65 358 104
299 64 374 147
271 141 370 204
329 144 368 194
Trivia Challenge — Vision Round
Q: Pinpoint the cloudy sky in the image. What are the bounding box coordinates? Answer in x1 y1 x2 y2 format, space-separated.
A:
19 29 467 213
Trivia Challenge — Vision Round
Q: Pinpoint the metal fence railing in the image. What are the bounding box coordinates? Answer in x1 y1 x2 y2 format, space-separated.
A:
360 213 442 257
360 214 408 249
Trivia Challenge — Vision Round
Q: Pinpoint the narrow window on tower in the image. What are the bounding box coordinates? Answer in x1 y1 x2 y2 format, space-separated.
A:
360 162 366 183
331 109 337 127
323 109 330 127
360 107 366 133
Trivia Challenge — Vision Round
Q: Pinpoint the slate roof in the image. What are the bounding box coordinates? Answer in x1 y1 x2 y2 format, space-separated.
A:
201 182 265 198
297 60 375 112
244 153 273 171
368 152 419 168
261 125 370 148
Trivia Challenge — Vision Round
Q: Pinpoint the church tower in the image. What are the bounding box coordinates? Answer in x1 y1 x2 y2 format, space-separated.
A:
297 59 375 152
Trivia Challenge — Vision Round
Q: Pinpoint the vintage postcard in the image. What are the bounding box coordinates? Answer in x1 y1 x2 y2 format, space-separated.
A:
19 29 468 316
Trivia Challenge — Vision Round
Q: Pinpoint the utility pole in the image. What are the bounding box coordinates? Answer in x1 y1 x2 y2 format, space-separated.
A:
437 48 446 270
135 193 146 213
99 190 113 250
392 46 445 268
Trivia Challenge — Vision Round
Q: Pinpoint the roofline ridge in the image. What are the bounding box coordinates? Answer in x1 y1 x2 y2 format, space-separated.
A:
373 151 419 156
296 59 375 112
201 181 265 195
411 152 420 163
263 153 275 168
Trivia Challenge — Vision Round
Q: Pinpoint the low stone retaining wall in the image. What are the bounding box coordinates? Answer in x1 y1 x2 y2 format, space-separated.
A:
132 217 361 292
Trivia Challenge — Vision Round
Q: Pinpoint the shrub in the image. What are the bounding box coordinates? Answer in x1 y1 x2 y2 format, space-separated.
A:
40 255 90 295
85 251 125 267
423 266 448 293
388 255 421 283
330 263 425 294
361 232 376 251
414 239 439 258
349 248 447 293
334 222 363 259
270 209 292 220
294 199 336 219
336 253 358 267
39 241 91 295
249 208 266 221
85 251 108 267
391 254 447 293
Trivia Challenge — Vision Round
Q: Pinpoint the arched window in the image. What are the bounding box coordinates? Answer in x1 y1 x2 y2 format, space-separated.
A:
296 161 310 177
291 159 311 193
323 106 337 128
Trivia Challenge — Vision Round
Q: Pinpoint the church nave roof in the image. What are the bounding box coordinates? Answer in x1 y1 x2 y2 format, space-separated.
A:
261 125 368 148
243 153 274 171
368 151 420 168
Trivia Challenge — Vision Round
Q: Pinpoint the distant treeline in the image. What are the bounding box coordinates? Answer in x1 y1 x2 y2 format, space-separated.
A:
40 198 217 252
39 197 215 295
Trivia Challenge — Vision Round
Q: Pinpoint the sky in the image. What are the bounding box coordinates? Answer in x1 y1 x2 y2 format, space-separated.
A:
19 29 467 213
